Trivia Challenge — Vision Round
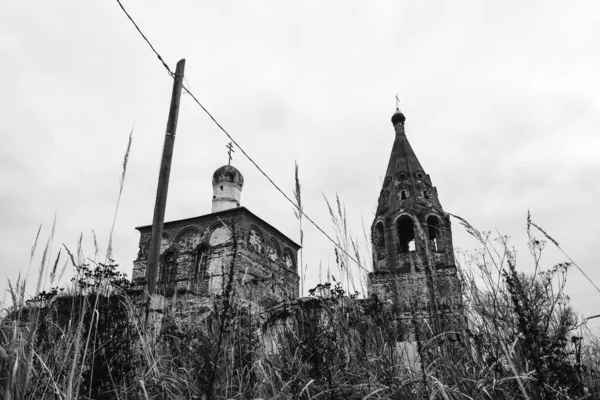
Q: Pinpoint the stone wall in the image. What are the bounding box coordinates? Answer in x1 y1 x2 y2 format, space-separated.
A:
368 204 463 341
368 266 463 341
372 210 455 273
132 207 300 304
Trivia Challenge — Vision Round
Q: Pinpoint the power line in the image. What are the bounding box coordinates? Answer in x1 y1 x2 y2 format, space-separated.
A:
115 0 369 273
115 0 174 77
181 86 369 272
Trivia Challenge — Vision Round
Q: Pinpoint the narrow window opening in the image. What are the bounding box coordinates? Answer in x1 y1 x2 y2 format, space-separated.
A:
397 216 415 254
220 186 223 191
195 245 209 280
249 227 264 253
427 216 442 251
423 190 430 199
160 250 177 281
159 249 177 294
400 190 407 200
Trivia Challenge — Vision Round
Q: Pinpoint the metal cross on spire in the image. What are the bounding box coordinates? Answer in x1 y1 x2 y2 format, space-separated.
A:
226 142 235 165
395 93 400 111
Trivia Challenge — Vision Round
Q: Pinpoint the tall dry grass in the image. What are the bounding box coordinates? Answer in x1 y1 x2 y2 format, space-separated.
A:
2 130 599 398
2 208 597 399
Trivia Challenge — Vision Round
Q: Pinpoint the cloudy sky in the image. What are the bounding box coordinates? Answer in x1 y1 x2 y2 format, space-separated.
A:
1 0 599 327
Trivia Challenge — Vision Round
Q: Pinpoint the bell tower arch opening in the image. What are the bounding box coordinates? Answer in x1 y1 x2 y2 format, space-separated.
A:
397 215 415 254
427 215 442 251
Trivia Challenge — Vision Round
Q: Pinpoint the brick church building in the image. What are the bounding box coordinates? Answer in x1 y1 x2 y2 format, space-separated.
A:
132 164 300 306
132 106 461 337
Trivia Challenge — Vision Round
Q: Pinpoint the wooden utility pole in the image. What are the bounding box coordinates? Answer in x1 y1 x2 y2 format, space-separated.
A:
146 59 186 296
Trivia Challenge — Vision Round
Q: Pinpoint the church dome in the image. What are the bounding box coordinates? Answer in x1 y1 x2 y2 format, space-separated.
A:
212 165 244 188
391 110 406 125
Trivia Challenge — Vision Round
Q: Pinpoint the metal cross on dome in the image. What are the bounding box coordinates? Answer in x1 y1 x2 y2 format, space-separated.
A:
226 142 235 165
395 93 400 111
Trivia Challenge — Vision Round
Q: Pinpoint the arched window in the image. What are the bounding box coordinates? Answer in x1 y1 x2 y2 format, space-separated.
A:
249 227 264 253
267 239 280 261
400 189 409 200
145 236 170 259
159 249 178 291
373 222 386 259
397 215 415 254
175 228 201 253
427 216 442 251
283 249 295 270
209 225 232 246
194 244 209 280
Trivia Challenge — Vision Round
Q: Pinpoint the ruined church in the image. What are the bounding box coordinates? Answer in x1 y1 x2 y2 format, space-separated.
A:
368 108 462 339
132 164 300 306
131 107 461 337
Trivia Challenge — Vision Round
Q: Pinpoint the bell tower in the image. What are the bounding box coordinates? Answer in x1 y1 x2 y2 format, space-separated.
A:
368 106 462 341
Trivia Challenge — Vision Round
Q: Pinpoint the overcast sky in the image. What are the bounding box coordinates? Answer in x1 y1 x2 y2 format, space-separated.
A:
1 0 599 327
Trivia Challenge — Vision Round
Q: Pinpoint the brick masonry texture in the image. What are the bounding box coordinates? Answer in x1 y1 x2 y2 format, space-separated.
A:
133 112 464 345
133 206 300 305
366 116 464 340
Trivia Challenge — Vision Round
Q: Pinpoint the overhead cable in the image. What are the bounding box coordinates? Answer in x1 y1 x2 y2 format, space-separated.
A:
115 0 369 273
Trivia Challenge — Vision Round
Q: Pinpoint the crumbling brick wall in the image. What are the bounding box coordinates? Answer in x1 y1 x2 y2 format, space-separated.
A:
368 266 463 340
133 207 300 305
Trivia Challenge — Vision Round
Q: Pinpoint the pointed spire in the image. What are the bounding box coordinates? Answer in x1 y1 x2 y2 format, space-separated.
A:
375 107 443 217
